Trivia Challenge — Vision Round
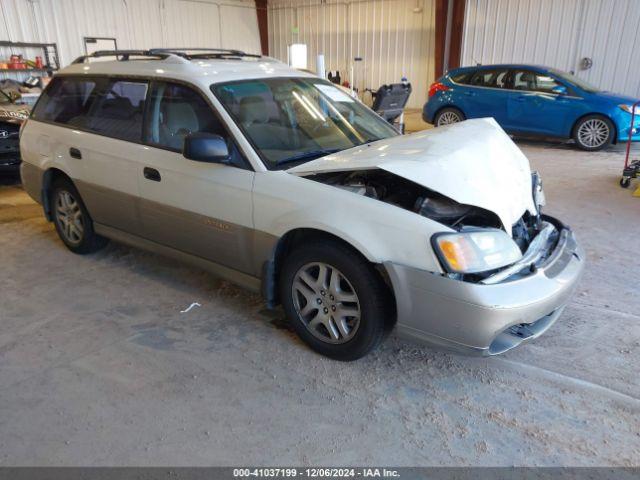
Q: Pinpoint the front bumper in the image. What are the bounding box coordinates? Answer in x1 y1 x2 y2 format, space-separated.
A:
0 137 21 172
385 224 585 355
615 112 640 142
0 161 20 172
0 157 20 172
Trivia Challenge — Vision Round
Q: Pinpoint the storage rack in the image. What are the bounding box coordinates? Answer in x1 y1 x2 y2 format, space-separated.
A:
0 40 60 75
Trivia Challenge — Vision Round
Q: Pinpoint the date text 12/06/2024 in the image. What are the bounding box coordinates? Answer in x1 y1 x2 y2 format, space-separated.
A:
232 468 400 478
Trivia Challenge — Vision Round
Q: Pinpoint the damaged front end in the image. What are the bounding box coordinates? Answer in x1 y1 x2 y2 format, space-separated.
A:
308 168 503 227
307 168 558 285
289 120 584 354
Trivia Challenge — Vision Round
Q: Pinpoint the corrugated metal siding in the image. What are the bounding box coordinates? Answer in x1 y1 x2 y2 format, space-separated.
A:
268 0 436 109
0 0 260 72
462 0 640 97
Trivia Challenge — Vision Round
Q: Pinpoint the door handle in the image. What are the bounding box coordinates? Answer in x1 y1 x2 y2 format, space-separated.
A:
69 147 82 159
143 167 161 182
516 95 527 102
464 91 476 96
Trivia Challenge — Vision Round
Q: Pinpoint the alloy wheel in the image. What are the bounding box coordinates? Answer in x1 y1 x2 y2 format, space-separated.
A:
577 118 609 148
291 262 361 344
437 111 461 126
55 190 84 245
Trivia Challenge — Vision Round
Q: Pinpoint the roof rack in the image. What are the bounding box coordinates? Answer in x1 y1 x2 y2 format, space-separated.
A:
71 48 262 65
148 48 261 60
71 50 174 64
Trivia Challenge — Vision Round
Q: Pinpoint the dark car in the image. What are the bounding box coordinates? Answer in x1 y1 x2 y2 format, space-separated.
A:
423 64 640 151
0 81 36 172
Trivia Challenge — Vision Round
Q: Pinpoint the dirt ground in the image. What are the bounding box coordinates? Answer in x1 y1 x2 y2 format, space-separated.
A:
0 136 639 466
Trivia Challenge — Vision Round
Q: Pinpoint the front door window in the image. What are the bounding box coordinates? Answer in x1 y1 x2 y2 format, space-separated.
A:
144 82 226 151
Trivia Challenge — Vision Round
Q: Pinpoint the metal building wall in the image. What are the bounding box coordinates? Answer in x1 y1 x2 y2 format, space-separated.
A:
0 0 261 69
268 0 436 109
462 0 640 97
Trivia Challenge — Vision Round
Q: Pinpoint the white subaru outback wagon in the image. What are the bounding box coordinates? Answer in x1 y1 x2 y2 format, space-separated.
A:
20 49 584 360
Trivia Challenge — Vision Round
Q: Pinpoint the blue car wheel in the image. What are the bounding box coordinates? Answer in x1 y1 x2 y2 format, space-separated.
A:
572 115 614 151
435 107 465 127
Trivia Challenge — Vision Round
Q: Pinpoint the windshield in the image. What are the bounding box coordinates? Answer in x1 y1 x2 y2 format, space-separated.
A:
550 69 601 93
211 78 398 169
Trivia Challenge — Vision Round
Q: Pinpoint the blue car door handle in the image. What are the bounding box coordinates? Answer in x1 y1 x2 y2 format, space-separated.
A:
464 91 476 96
516 95 527 102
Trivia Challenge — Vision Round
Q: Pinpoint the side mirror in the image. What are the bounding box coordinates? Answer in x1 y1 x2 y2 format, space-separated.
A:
183 132 230 163
551 85 567 96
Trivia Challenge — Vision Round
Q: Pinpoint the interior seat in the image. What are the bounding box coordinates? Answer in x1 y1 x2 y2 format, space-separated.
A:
160 101 200 150
238 96 291 151
88 96 142 141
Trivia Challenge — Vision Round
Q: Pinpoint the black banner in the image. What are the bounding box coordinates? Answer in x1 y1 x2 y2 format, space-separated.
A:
0 468 637 480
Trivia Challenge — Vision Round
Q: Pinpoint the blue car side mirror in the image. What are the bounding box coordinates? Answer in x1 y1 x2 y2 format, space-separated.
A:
551 85 568 95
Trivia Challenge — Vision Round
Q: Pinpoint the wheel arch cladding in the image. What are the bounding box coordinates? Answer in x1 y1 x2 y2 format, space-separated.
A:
42 168 74 221
261 227 396 319
572 112 617 144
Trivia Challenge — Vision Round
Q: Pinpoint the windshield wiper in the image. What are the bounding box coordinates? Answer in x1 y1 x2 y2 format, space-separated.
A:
277 148 342 167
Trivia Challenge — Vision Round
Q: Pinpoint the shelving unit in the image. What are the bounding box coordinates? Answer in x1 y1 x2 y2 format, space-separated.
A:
0 40 60 77
0 68 51 73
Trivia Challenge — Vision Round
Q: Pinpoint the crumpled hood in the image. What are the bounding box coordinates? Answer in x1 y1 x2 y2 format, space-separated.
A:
288 118 537 233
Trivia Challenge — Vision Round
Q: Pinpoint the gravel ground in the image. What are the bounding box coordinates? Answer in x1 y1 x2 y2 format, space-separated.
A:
0 140 639 466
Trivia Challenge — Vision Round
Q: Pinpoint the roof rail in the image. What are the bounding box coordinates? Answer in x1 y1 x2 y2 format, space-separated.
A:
148 48 261 60
71 48 262 65
71 49 183 64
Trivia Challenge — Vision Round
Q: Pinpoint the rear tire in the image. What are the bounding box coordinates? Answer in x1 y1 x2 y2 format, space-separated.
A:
573 115 613 151
434 107 465 127
51 178 108 254
279 240 391 361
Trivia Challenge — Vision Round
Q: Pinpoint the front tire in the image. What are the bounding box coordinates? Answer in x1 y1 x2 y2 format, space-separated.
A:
51 178 108 254
434 107 465 127
573 115 613 151
279 240 391 361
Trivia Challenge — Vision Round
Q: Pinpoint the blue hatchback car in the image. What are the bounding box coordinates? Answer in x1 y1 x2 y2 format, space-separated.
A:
423 64 640 151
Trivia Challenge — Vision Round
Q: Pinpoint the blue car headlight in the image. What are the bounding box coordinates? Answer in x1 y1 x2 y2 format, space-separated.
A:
619 104 640 115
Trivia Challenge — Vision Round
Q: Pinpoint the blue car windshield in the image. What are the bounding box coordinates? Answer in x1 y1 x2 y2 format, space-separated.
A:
550 69 601 93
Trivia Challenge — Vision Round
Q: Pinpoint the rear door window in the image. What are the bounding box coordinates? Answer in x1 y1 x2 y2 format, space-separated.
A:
467 69 510 89
512 70 563 93
31 77 98 125
85 80 148 142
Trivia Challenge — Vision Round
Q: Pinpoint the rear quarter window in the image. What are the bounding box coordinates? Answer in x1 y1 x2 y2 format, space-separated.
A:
31 76 148 143
32 77 97 125
449 71 471 84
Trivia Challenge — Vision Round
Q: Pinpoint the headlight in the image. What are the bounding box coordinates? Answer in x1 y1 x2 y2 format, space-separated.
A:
619 104 640 115
532 171 546 210
432 230 522 274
